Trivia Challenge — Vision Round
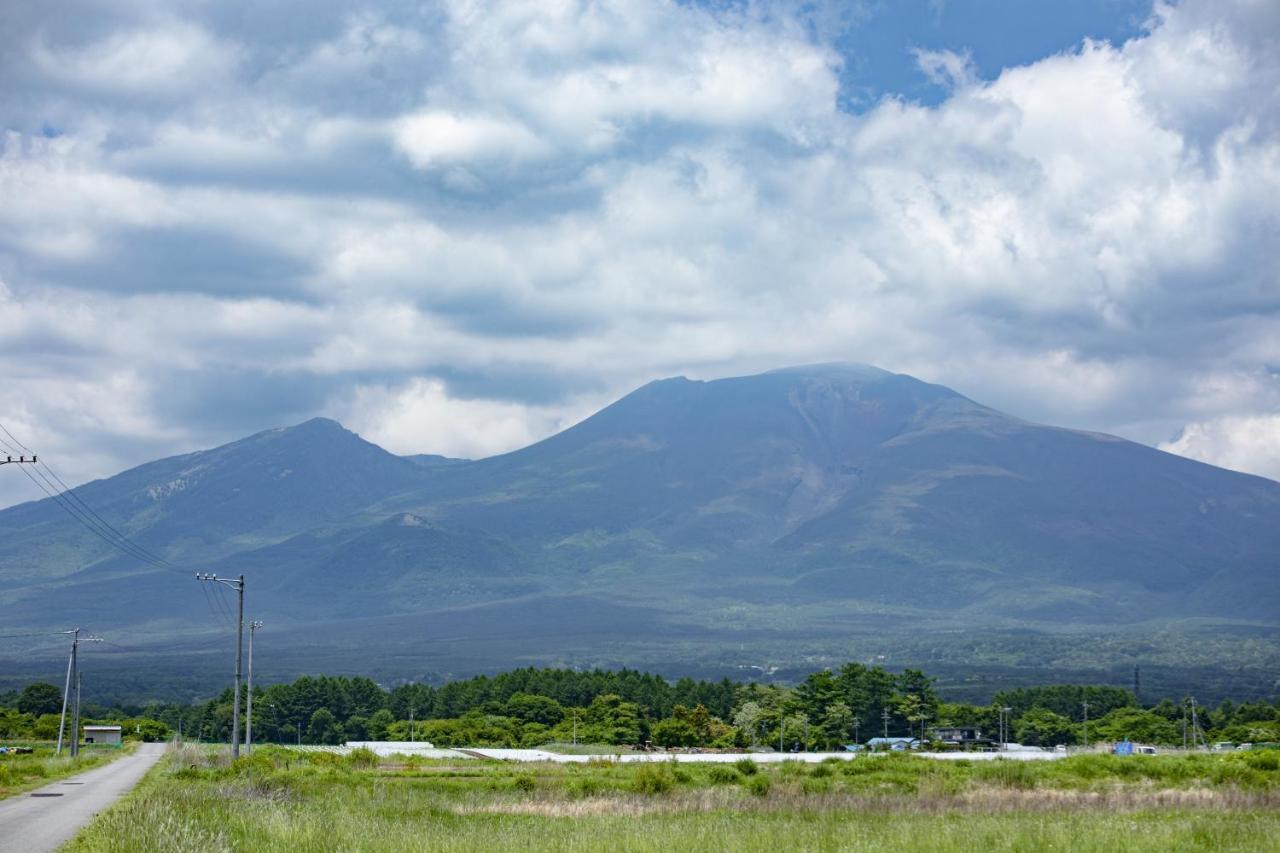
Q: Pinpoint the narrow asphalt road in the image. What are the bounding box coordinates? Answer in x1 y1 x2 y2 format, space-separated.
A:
0 742 166 853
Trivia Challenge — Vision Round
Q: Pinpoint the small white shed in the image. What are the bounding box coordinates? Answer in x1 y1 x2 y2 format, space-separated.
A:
82 725 122 745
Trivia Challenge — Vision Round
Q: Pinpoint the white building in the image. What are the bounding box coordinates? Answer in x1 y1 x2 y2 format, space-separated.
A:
82 725 122 745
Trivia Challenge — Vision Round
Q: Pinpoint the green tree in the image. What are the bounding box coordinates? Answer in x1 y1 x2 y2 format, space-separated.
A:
18 682 62 717
651 716 698 747
733 701 764 745
1014 709 1076 747
504 693 565 726
820 701 855 749
0 708 33 738
367 708 395 740
581 694 644 744
307 708 344 745
1092 708 1180 745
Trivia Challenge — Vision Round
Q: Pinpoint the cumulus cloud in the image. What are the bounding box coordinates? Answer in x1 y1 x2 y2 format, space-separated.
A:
337 378 594 460
1 0 1279 508
1161 415 1280 481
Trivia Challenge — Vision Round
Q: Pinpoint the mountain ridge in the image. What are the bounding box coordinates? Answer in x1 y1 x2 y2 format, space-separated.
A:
1 363 1277 698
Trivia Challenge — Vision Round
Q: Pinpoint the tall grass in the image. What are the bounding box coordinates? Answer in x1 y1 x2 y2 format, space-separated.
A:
0 743 126 799
65 748 1280 852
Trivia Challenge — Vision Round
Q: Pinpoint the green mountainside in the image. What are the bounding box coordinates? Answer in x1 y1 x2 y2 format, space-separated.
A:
2 364 1277 701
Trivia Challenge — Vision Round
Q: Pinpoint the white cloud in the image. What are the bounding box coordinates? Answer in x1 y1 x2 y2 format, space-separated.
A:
1161 415 1280 482
393 111 547 169
337 378 593 460
29 21 241 97
1 0 1279 499
914 48 975 89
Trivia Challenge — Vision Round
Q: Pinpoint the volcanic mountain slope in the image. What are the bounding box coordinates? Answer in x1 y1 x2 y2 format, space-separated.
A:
1 364 1277 692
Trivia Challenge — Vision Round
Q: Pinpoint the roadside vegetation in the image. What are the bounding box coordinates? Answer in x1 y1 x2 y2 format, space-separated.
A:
0 743 131 800
67 745 1280 852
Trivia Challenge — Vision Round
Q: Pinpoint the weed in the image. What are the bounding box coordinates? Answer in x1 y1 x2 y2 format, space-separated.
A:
706 765 739 784
631 763 675 795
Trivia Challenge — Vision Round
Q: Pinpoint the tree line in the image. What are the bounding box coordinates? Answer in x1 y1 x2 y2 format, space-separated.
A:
3 664 1278 749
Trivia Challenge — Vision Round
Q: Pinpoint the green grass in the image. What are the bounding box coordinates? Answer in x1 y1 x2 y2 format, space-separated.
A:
67 747 1280 852
0 741 130 799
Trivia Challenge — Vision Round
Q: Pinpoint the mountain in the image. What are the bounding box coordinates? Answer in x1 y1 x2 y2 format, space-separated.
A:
2 364 1277 702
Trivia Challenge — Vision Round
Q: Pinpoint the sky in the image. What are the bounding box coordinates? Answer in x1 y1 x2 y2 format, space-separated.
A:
1 0 1278 509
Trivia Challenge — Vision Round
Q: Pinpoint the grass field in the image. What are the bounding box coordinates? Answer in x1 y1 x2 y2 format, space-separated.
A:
67 746 1280 852
0 742 130 800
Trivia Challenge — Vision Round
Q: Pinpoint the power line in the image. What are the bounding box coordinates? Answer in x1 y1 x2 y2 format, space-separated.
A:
9 461 171 570
0 422 177 573
1 423 229 632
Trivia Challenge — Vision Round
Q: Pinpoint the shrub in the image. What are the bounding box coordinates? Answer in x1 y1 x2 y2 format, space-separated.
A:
802 776 832 794
631 763 675 795
734 758 758 776
779 760 807 778
745 774 771 797
706 765 739 784
809 763 833 778
977 759 1037 790
568 777 604 798
513 773 537 793
347 747 379 769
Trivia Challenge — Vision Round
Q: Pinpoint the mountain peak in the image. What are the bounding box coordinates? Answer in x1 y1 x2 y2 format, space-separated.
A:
764 362 893 381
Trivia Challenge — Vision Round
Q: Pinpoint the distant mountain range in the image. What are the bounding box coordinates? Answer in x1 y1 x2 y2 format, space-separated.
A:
3 364 1278 703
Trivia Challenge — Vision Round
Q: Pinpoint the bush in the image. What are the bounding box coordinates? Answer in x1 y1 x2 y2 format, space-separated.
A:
802 776 832 794
809 763 833 778
977 759 1037 790
745 774 771 797
734 758 758 776
513 773 537 793
779 760 807 778
631 763 675 795
347 747 379 769
568 776 605 798
706 765 739 784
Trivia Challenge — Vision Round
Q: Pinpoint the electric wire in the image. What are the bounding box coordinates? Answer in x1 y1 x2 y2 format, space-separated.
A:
9 460 173 570
9 454 173 570
0 424 175 571
0 423 228 628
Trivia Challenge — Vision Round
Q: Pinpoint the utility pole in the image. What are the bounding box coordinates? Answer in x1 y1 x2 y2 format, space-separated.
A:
72 669 82 758
246 620 263 753
56 629 101 756
1001 706 1012 750
1133 665 1141 705
56 629 79 756
1082 701 1090 750
572 710 578 746
409 707 415 742
196 573 245 759
882 707 890 739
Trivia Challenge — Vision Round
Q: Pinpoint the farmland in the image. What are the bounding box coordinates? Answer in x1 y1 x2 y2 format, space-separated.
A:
67 745 1280 852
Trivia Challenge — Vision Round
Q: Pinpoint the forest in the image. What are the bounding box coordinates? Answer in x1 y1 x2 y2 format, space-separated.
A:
4 663 1278 750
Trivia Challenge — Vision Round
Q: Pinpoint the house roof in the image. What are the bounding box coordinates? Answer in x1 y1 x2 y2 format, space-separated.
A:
82 725 122 731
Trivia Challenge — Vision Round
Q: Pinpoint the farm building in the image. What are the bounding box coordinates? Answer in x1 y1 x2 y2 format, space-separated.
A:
82 725 122 745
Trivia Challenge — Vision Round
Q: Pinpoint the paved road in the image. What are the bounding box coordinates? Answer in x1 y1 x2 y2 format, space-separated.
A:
0 742 165 853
